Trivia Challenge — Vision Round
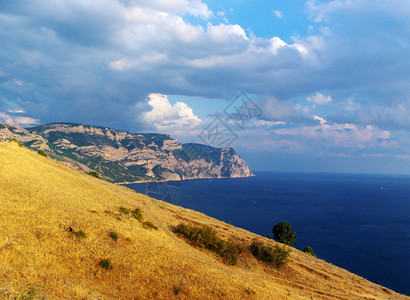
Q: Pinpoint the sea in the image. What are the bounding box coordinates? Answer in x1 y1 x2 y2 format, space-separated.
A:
124 172 410 296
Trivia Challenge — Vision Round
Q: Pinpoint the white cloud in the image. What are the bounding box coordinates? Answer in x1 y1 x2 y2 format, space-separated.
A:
273 10 283 18
7 109 25 113
274 121 392 150
139 0 214 19
263 98 299 122
109 58 133 71
207 23 249 41
307 92 332 105
184 0 213 19
314 115 326 124
141 93 202 134
217 11 228 23
268 37 286 54
0 112 40 126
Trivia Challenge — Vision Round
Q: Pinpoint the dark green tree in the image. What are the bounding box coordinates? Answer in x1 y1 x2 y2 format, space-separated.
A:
272 221 296 246
303 246 316 257
38 150 48 157
88 171 99 178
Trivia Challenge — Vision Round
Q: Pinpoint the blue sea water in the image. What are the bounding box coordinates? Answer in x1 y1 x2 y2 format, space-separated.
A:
124 172 410 295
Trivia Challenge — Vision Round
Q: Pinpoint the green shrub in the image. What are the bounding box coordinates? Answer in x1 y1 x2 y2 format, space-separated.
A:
9 138 23 147
74 230 86 238
303 245 316 257
250 239 290 268
89 171 99 178
272 221 296 246
37 150 48 157
109 231 119 241
142 221 158 230
131 209 142 221
67 226 86 239
175 224 220 250
17 285 37 300
119 207 130 214
119 207 142 221
245 289 255 295
118 207 158 231
175 223 242 266
221 252 238 266
173 286 181 295
99 259 113 270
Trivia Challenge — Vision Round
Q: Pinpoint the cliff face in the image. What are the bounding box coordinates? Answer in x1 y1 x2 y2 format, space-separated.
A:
0 122 253 182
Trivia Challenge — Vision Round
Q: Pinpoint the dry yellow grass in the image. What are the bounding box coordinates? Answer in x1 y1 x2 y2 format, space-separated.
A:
0 141 408 299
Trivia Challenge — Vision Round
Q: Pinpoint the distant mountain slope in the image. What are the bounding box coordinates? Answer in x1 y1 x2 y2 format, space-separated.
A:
0 139 406 299
0 122 253 182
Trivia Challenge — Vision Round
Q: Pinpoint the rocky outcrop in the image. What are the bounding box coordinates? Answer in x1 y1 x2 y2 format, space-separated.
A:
0 122 253 183
0 122 50 150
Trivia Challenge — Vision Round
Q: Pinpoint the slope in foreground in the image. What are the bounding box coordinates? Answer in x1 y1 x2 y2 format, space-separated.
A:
0 142 407 299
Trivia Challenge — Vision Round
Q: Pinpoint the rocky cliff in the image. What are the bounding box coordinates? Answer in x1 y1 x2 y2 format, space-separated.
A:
0 122 253 183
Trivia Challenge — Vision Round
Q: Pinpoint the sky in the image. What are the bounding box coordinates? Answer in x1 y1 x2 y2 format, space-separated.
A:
1 0 410 174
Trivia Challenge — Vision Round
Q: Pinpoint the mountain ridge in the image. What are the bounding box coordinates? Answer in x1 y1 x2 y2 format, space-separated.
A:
0 121 253 183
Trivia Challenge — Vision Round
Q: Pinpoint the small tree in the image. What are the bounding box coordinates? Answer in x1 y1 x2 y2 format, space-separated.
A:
38 150 48 157
89 171 99 178
303 246 316 257
272 221 296 246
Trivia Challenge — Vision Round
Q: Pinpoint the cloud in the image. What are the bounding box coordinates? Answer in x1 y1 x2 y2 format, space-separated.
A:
304 0 410 103
0 112 40 126
7 109 25 113
262 98 302 123
140 93 202 136
329 103 410 131
0 0 316 128
273 10 283 18
133 0 214 19
307 92 332 105
217 11 228 23
313 115 326 124
262 120 393 153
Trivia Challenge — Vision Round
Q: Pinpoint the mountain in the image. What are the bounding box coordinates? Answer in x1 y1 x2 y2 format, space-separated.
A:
0 122 253 183
0 141 407 299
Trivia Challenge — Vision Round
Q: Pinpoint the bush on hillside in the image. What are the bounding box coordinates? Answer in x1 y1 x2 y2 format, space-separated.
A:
66 226 86 239
119 207 130 214
131 209 142 221
99 259 113 270
88 171 99 178
250 239 290 268
142 221 158 230
109 231 119 241
175 223 243 266
74 230 86 238
118 207 157 229
37 150 48 157
303 246 316 257
119 207 142 220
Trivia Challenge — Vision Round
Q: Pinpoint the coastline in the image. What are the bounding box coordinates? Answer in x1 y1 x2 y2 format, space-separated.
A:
116 173 256 185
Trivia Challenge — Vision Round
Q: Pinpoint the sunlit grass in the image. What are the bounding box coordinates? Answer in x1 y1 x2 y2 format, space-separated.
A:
0 142 405 299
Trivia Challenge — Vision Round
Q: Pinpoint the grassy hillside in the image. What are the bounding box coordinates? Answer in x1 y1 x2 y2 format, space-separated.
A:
0 141 407 299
